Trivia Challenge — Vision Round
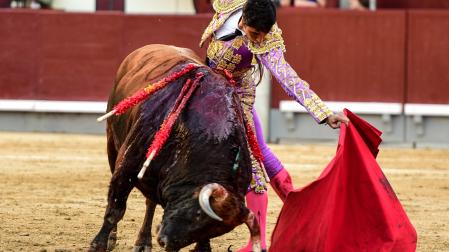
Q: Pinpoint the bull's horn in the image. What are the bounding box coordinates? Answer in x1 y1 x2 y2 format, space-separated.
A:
198 183 227 221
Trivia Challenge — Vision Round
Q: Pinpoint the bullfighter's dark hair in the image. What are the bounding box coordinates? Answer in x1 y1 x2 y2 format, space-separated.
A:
242 0 277 33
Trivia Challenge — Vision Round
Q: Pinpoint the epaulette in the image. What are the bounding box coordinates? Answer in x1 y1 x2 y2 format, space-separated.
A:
212 0 246 13
199 0 246 47
247 24 286 55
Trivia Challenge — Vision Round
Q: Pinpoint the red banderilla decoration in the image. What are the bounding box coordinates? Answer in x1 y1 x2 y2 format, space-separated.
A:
137 72 205 179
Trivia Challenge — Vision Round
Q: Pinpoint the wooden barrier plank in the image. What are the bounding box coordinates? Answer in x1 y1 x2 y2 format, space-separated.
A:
271 9 406 108
37 11 123 101
121 14 210 61
280 100 403 115
1 9 448 106
407 10 449 104
0 10 39 99
0 99 106 113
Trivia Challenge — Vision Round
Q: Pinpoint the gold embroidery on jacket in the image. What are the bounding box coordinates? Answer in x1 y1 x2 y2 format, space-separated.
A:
207 37 246 74
248 24 286 54
237 73 267 192
213 0 246 13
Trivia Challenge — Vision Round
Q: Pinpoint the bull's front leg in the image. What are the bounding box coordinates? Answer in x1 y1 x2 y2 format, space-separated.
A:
191 240 211 252
244 211 261 252
107 225 118 251
89 171 135 252
133 198 157 252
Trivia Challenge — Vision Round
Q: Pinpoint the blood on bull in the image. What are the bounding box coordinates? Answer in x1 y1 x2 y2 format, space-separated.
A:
89 44 263 252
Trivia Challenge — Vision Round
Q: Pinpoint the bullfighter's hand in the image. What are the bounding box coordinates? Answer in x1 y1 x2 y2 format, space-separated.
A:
325 112 350 129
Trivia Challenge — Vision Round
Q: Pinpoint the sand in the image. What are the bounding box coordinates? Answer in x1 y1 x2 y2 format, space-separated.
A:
0 132 448 251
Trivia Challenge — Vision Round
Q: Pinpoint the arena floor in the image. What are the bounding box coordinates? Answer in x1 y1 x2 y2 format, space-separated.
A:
0 132 448 252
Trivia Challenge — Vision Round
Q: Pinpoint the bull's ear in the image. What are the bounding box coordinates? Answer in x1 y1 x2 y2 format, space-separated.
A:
198 183 228 221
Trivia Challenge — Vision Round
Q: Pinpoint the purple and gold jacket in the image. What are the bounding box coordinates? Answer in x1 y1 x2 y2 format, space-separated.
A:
200 0 334 124
200 0 333 192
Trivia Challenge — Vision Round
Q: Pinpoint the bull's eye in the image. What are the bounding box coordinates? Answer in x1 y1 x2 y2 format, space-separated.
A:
195 209 202 221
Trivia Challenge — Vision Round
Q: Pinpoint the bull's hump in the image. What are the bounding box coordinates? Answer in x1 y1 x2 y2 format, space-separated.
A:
116 44 204 95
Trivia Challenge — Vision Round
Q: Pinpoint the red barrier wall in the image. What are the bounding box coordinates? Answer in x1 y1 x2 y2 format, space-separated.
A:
0 10 210 101
272 8 406 107
37 11 124 101
0 9 448 106
407 10 449 104
0 10 39 99
121 14 209 60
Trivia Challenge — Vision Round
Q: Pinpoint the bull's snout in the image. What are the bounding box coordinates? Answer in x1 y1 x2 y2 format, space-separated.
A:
157 234 168 248
156 224 167 248
157 231 183 251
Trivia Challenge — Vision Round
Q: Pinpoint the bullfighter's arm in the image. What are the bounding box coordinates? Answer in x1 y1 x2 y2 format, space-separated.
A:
256 48 334 123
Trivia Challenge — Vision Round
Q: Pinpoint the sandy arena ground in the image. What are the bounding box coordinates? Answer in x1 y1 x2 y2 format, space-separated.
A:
0 131 448 252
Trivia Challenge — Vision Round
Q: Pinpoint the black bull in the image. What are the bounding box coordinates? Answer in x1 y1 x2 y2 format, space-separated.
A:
89 45 262 252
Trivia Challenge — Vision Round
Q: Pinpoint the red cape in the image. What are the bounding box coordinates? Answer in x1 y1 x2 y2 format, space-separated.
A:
270 109 417 252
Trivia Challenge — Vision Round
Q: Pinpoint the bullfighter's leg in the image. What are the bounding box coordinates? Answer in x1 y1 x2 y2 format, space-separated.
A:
133 198 157 252
89 170 135 251
237 190 267 252
252 110 293 201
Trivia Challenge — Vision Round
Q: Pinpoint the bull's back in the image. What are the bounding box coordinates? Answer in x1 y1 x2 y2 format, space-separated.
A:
107 44 204 152
113 44 203 101
105 44 252 201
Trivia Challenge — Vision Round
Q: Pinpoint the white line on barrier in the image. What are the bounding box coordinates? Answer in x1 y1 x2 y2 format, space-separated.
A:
0 99 107 113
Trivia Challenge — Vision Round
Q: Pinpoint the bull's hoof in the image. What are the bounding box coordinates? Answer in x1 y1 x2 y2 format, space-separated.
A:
88 242 108 252
107 229 117 251
132 245 152 252
190 241 211 252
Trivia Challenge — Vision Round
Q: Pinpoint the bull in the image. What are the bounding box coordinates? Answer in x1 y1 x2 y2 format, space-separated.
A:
89 44 262 252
